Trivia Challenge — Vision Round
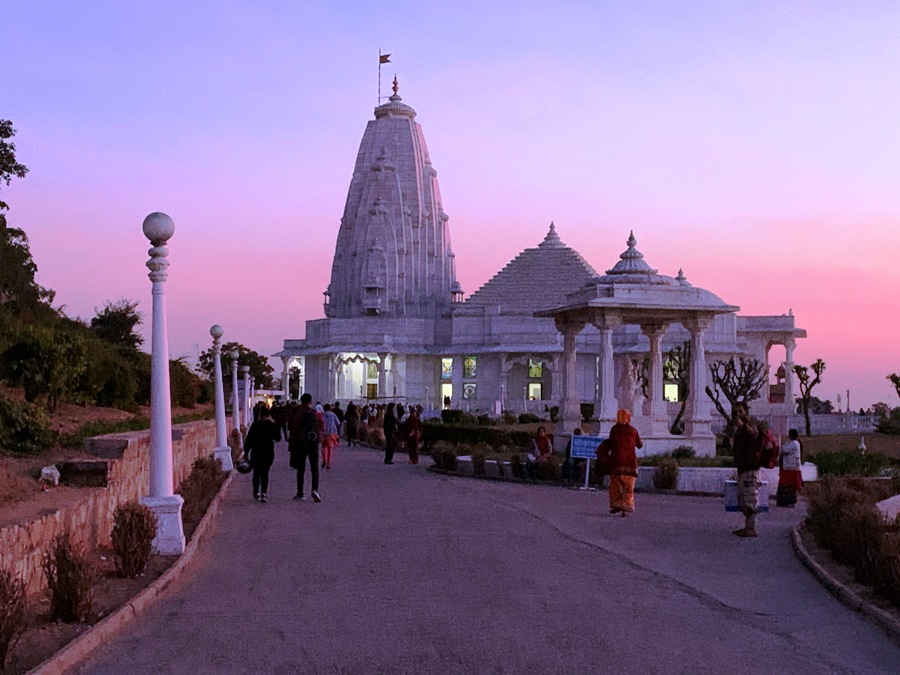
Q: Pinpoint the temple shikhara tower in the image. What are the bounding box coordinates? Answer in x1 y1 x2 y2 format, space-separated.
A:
279 79 805 455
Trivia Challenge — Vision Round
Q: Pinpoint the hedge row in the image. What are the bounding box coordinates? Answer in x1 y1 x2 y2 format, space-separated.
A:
422 422 534 452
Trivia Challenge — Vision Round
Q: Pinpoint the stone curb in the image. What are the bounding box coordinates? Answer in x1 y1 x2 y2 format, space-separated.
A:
790 523 900 646
27 471 237 675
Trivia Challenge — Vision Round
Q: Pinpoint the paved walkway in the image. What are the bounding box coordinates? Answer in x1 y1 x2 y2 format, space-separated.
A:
71 442 900 674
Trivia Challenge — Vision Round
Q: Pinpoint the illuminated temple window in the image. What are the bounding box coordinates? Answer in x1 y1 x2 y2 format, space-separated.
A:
368 361 378 380
528 359 543 379
463 356 477 378
441 357 453 380
463 383 477 400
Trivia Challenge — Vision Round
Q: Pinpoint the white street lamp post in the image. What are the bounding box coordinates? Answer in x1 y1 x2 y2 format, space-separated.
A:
210 325 233 471
241 365 250 430
230 350 242 449
139 212 185 555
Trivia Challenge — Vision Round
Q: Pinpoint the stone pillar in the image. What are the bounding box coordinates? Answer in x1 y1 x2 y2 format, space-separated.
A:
556 318 585 435
210 325 233 471
282 357 290 400
642 322 670 435
684 316 713 440
550 354 562 408
230 350 241 450
499 354 510 411
241 366 250 431
451 354 463 407
377 353 388 400
249 376 255 419
594 317 621 433
336 360 346 400
139 212 184 555
784 337 796 414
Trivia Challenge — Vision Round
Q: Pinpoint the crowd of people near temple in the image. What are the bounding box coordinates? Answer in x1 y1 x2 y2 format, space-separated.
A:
241 396 427 503
241 396 802 538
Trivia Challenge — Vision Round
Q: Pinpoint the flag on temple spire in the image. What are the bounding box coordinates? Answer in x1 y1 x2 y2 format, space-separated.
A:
380 53 391 64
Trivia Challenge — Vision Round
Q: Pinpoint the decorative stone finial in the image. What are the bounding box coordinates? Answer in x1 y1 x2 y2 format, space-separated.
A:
676 268 686 282
605 231 658 276
144 212 174 283
392 75 399 96
210 325 223 340
538 221 564 248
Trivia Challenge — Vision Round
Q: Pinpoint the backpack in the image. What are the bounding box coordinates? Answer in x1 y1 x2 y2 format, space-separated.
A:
298 408 320 443
758 430 779 470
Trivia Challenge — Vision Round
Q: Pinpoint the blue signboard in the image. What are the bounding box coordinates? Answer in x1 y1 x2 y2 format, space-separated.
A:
569 435 605 460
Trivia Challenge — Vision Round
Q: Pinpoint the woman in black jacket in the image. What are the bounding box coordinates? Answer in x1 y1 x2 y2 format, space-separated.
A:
244 407 282 502
383 402 399 465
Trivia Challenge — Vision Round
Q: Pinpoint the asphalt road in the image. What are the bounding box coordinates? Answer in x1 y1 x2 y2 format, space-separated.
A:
70 441 900 674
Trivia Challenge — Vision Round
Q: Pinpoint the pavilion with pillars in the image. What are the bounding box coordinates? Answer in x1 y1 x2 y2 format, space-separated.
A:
536 232 738 456
277 82 806 454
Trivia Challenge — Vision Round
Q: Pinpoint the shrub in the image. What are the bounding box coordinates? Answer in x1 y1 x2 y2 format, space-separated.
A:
653 459 679 490
876 408 900 435
441 409 478 425
534 456 561 481
432 447 457 471
811 451 889 477
476 413 495 426
580 403 595 423
43 533 97 622
0 569 26 670
518 412 540 424
111 502 158 578
0 391 54 454
177 457 225 522
549 406 559 422
472 451 486 476
510 454 525 479
422 423 533 453
806 477 900 607
501 410 518 425
671 445 695 460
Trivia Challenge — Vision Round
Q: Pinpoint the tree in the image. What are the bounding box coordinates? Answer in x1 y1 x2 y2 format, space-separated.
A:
0 119 28 206
0 120 55 321
1 323 86 411
198 341 274 390
90 298 143 351
888 373 900 402
663 340 691 434
705 356 767 426
794 358 826 437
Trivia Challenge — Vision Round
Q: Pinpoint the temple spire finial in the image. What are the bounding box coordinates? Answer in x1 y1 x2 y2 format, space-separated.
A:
539 221 564 248
392 75 399 96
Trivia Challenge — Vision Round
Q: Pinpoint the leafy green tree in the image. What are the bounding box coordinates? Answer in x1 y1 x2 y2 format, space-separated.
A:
794 358 826 437
0 120 28 206
0 120 55 322
1 323 86 411
705 356 767 426
90 298 143 351
198 341 274 390
888 373 900 402
170 357 202 408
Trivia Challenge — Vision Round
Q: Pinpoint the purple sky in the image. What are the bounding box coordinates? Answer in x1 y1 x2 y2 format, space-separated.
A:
3 1 899 408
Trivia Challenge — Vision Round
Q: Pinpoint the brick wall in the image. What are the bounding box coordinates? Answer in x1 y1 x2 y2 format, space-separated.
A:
0 420 218 596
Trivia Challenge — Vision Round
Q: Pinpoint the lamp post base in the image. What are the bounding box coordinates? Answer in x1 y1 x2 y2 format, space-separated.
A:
214 446 234 472
141 494 186 555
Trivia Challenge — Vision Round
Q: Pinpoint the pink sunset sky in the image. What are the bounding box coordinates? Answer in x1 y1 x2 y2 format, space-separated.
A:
2 1 899 409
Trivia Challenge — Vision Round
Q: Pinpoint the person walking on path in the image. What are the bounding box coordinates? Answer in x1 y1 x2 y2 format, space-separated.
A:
595 409 642 516
776 428 803 507
383 402 399 464
732 406 763 537
320 403 341 470
288 393 324 502
402 407 423 464
244 407 282 503
344 401 359 446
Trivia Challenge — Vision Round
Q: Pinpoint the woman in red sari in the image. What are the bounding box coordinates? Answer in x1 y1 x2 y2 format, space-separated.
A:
596 409 643 516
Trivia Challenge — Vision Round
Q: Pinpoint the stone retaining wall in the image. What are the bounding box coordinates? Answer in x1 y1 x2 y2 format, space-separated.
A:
0 420 217 596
